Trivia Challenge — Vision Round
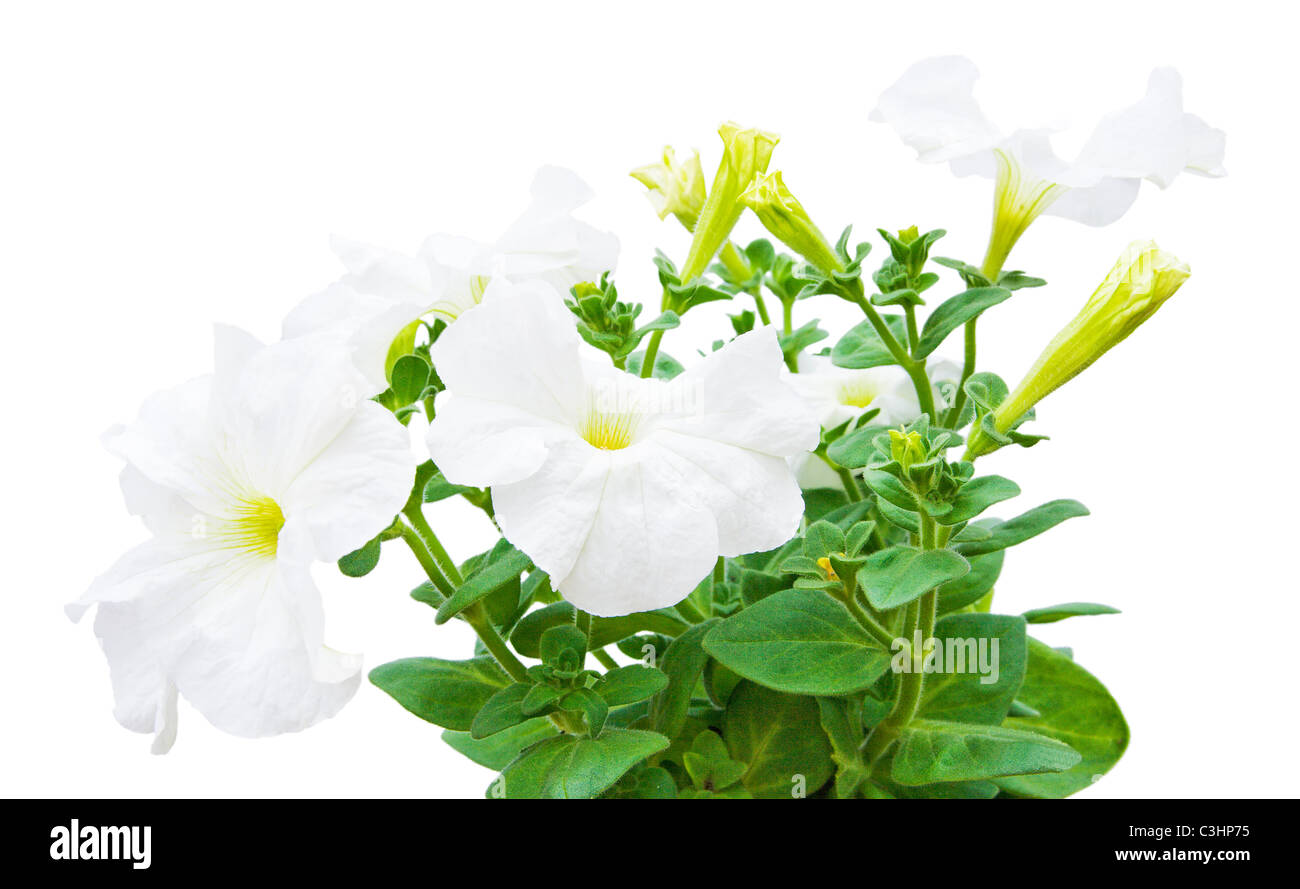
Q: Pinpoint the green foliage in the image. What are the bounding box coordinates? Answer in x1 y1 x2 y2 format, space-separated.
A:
891 719 1081 785
566 274 681 364
723 682 834 798
703 589 891 695
369 657 509 731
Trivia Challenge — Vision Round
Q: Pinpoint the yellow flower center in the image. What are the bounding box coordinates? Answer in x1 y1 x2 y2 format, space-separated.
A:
221 495 285 559
838 378 882 409
581 409 639 450
817 556 839 581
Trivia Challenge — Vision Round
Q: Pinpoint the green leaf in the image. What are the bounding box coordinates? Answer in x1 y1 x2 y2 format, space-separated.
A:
722 682 834 799
936 475 1021 526
937 549 1005 613
891 719 1081 785
560 687 609 738
739 567 787 607
443 718 558 770
916 287 1012 358
860 469 917 511
435 540 532 624
995 639 1129 798
540 627 588 673
920 613 1027 725
337 536 381 577
496 728 670 799
682 730 748 792
521 684 563 717
510 602 688 658
817 696 870 799
594 665 669 706
471 682 534 739
861 546 971 610
649 620 717 740
369 656 508 731
423 471 475 503
1021 602 1121 624
956 499 1090 557
802 487 850 524
830 314 909 369
802 520 847 560
390 353 431 405
703 589 891 695
625 349 684 379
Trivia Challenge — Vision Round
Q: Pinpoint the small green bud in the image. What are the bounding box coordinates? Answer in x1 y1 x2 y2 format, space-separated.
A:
630 146 707 232
897 225 920 245
739 171 844 275
679 122 780 282
889 429 927 473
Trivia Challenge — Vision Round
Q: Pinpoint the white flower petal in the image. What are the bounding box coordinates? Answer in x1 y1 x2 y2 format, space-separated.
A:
332 234 442 307
495 438 718 616
649 431 803 556
869 55 1001 163
427 280 586 425
662 327 820 456
426 395 558 487
280 399 414 562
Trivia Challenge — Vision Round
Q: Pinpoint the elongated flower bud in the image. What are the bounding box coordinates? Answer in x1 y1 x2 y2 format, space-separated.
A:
740 171 843 275
679 122 779 282
981 148 1068 280
970 241 1189 455
630 146 707 231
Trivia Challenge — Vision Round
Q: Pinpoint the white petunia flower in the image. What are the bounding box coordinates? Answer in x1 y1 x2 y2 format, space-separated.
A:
870 56 1225 274
425 280 821 617
787 355 961 489
69 328 414 752
283 166 619 392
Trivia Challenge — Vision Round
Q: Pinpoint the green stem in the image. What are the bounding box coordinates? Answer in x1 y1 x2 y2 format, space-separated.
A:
904 304 920 355
843 593 898 649
404 504 462 586
639 327 665 379
398 523 530 684
751 290 772 326
712 556 725 586
944 318 978 428
593 648 619 670
849 290 936 421
781 297 793 336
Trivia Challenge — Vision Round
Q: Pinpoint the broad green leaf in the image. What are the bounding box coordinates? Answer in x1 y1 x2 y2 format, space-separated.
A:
682 729 748 792
594 665 669 706
369 656 508 731
626 349 684 379
1021 602 1121 624
803 520 847 560
723 682 834 799
510 603 688 658
995 639 1129 798
539 624 587 668
916 287 1012 358
861 546 971 610
937 550 1004 613
703 590 890 695
831 314 909 369
920 613 1027 725
390 353 431 405
435 540 531 624
442 718 557 770
649 620 717 740
606 765 678 799
891 718 1081 785
803 487 850 523
497 728 670 799
824 423 890 470
739 567 786 607
337 536 381 577
935 475 1021 526
860 469 917 511
471 682 533 739
956 499 1089 557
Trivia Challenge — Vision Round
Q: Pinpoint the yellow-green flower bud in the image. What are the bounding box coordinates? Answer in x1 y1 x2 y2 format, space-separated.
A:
889 429 928 473
679 122 779 282
971 241 1189 455
740 171 844 275
630 146 707 232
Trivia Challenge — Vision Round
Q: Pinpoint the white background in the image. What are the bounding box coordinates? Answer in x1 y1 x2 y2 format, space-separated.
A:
2 0 1296 799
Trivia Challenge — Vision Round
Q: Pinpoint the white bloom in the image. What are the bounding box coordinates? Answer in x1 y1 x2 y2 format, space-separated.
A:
425 281 820 616
69 328 414 752
870 57 1225 266
787 355 961 489
284 165 619 391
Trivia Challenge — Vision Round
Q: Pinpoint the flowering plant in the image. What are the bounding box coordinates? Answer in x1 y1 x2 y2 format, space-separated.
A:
72 57 1223 798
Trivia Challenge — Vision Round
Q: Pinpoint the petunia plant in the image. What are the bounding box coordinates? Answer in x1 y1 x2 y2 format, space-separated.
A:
72 57 1224 798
